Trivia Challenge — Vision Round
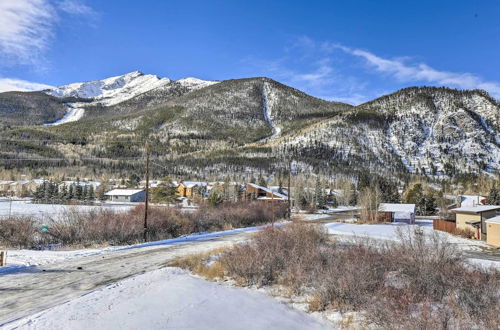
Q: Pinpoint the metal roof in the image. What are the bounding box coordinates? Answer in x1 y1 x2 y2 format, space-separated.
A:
378 203 416 213
105 189 144 196
485 216 500 224
451 205 500 213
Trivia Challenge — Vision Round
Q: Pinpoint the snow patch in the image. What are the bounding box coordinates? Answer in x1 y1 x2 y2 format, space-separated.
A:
176 77 219 90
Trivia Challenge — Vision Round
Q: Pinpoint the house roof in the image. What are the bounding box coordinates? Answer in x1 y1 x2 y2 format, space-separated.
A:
105 189 144 196
0 180 14 185
378 203 416 213
486 216 500 224
247 183 288 200
460 195 487 206
182 181 208 188
451 205 500 214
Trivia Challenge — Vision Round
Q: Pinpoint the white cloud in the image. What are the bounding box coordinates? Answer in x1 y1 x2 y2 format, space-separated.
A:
0 78 53 92
0 0 96 66
335 44 500 99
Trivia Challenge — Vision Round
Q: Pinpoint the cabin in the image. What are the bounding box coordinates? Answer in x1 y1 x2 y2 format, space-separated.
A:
451 205 500 240
105 189 146 203
244 183 288 202
378 203 416 224
177 181 208 198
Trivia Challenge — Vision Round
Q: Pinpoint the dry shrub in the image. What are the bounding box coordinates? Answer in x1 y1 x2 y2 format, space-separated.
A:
221 223 328 291
0 201 285 248
169 247 228 280
453 227 475 239
0 216 38 248
218 223 500 329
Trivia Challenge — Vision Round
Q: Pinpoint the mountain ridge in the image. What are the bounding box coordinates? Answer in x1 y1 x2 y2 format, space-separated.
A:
0 73 498 179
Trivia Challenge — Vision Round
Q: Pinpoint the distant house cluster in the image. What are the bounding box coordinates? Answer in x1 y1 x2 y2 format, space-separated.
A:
106 181 290 204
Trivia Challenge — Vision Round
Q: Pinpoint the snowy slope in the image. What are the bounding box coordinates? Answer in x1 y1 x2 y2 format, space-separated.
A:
279 87 500 176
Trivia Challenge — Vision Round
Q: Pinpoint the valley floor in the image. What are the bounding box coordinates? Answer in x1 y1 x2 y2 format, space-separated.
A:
1 215 500 329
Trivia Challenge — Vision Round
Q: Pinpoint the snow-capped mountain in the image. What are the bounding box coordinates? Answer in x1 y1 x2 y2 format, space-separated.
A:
42 72 219 125
45 71 171 106
0 73 498 178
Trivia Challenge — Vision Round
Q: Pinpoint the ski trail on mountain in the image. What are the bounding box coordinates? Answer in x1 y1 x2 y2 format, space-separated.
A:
260 82 281 141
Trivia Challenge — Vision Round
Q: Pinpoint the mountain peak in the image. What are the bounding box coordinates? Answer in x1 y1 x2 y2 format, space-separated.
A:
45 71 172 106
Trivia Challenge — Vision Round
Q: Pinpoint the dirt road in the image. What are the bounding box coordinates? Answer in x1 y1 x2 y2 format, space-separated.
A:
0 231 253 327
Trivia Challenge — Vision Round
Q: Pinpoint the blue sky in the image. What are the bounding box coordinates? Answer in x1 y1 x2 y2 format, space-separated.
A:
1 0 499 104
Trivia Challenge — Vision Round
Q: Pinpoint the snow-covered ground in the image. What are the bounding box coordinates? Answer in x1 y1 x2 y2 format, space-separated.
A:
4 267 330 330
0 201 133 218
0 247 120 274
325 220 500 270
325 220 488 249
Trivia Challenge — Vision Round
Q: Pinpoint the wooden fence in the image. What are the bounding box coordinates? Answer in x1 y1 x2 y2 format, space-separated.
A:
433 219 456 234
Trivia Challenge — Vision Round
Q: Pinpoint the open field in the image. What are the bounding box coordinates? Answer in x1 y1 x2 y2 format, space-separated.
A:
0 200 133 218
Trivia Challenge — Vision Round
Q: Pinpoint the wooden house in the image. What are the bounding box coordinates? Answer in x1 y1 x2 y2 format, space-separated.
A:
244 183 288 202
177 181 208 198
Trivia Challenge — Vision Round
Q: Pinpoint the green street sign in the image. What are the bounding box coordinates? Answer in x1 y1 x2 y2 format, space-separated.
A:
41 225 49 232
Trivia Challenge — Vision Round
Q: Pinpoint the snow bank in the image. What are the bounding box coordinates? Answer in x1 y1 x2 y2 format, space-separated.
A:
5 268 330 330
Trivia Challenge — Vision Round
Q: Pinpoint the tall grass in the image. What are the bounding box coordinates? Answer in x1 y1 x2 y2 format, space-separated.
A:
0 202 287 248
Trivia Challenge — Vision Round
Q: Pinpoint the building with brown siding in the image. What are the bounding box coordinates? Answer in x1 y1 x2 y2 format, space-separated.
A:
244 183 288 202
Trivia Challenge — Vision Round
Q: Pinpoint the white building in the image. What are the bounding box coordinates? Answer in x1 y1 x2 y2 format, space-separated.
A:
105 189 146 203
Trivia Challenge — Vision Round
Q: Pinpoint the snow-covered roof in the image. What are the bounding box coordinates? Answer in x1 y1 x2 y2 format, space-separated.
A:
182 181 208 188
485 216 500 224
247 183 288 200
378 203 416 213
452 205 500 213
10 180 30 185
460 195 487 206
105 189 144 196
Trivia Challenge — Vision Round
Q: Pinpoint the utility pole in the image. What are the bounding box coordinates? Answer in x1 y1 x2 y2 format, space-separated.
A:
143 142 150 242
287 159 292 218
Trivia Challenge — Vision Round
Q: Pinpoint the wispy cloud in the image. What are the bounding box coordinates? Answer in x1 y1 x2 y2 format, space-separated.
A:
0 0 56 66
247 36 500 103
0 0 96 67
332 43 500 99
0 77 53 92
58 0 96 16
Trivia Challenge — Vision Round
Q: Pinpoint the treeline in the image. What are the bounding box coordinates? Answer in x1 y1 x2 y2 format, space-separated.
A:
33 181 98 204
